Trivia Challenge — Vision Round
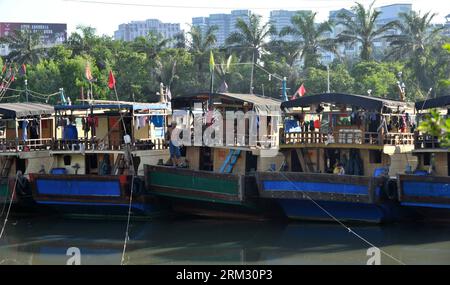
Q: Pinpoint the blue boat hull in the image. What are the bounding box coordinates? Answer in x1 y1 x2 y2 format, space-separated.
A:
256 172 404 223
29 174 166 217
277 199 399 223
397 174 450 221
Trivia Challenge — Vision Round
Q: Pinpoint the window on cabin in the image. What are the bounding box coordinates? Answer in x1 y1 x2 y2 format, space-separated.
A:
369 150 382 164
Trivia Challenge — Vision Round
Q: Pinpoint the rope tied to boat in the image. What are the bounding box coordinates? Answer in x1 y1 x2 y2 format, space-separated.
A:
0 172 19 239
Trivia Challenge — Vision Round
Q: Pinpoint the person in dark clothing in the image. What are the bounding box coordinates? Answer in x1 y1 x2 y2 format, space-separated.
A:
99 154 111 175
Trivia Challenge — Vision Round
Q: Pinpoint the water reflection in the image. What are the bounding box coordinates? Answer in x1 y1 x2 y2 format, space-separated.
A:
0 216 450 265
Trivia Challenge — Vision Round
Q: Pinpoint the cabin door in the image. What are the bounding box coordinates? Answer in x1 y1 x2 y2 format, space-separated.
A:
325 148 341 173
85 154 98 175
290 150 302 172
108 116 121 149
199 147 213 171
245 151 257 172
15 158 26 174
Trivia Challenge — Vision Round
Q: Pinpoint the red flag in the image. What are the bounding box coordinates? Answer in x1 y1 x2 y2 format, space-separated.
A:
85 63 93 81
1 64 6 75
19 64 26 77
291 83 306 100
108 70 116 89
298 83 306 97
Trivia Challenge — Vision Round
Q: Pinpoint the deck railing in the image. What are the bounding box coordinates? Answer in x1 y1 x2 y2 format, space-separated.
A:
0 138 167 153
414 134 440 149
53 138 167 152
283 130 414 146
0 138 54 152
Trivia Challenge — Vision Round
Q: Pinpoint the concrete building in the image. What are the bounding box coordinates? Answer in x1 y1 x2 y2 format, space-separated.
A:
191 10 250 47
374 4 412 53
269 10 312 42
114 19 181 46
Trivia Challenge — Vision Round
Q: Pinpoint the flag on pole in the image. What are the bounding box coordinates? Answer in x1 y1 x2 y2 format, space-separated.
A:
85 63 93 81
108 70 116 89
292 83 306 100
209 50 215 73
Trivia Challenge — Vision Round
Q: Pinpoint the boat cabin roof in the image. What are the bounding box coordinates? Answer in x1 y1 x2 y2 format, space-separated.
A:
281 93 413 112
55 100 170 113
0 103 54 119
415 95 450 110
172 92 281 114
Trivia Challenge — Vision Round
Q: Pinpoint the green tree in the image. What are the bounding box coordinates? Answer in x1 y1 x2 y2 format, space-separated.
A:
280 12 335 68
226 13 275 93
351 61 404 99
301 64 355 95
187 25 218 73
385 11 443 59
336 1 396 61
131 31 170 60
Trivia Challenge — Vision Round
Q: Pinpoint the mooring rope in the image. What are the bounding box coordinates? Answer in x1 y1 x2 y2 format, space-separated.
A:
274 170 406 265
120 167 135 265
0 174 18 239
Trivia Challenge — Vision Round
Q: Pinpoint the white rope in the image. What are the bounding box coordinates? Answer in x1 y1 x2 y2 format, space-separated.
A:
120 171 135 265
274 170 406 265
0 174 18 239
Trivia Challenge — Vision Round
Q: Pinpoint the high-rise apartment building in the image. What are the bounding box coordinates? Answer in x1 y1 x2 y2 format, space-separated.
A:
114 19 181 46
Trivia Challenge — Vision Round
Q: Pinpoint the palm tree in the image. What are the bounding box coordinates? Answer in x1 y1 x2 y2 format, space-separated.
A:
385 11 444 60
0 29 45 65
66 25 99 57
335 1 397 61
214 54 243 92
280 12 335 68
187 25 218 74
226 13 275 93
131 31 170 60
267 40 302 67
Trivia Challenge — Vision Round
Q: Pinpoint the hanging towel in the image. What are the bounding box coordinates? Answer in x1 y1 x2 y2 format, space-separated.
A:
150 116 164 128
139 116 146 128
22 120 28 141
135 117 140 130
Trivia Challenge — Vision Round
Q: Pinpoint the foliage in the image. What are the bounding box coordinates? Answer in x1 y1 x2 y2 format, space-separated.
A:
418 109 450 147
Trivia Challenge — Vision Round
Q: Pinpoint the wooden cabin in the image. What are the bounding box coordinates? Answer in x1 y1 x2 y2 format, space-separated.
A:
412 96 450 176
280 93 417 177
170 92 284 174
0 103 54 177
47 100 170 176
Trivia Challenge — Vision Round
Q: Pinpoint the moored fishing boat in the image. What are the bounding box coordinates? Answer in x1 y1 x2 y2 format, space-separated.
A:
27 99 171 218
0 103 55 212
397 95 450 221
144 92 285 219
256 93 417 223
